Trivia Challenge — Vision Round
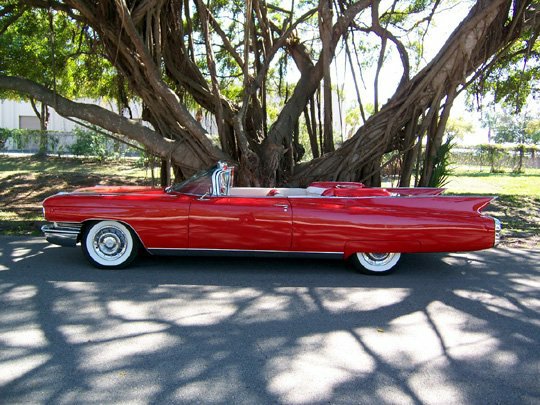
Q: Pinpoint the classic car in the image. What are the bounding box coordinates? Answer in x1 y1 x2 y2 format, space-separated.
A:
42 161 501 275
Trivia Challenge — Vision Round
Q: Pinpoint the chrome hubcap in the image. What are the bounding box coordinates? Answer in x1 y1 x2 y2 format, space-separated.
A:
93 227 127 260
360 252 394 268
368 253 390 261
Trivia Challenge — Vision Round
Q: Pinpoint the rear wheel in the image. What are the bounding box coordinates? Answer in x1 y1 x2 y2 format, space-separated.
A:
351 252 401 275
82 221 139 269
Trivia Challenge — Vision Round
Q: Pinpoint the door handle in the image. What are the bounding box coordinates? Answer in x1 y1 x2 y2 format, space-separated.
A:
273 203 289 211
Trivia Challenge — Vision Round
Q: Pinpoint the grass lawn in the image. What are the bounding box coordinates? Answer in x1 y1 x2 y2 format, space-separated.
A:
0 155 538 249
446 166 540 196
0 155 148 178
444 167 539 249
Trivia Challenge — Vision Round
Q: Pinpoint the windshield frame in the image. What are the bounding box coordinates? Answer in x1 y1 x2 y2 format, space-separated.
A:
168 165 216 196
168 162 233 197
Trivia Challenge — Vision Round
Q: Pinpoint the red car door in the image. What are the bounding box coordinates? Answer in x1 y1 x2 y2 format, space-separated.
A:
188 196 292 251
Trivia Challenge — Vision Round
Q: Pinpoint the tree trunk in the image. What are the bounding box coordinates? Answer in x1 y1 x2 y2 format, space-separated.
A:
290 0 520 186
418 89 456 186
38 102 49 156
160 160 170 187
304 103 320 159
319 0 334 154
29 98 49 157
516 145 524 173
2 0 535 189
398 114 420 187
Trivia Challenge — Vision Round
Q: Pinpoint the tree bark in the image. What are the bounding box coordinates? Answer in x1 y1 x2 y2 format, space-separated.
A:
4 0 536 188
319 0 334 154
0 75 222 172
290 0 523 186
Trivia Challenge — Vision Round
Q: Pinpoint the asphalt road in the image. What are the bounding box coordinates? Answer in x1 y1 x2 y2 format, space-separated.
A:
0 236 538 404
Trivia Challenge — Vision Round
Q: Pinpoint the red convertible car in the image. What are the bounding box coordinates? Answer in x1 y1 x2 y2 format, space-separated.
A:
42 162 501 275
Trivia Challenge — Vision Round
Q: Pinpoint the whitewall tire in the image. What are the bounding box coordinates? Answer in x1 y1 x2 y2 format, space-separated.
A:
351 252 401 275
82 221 139 269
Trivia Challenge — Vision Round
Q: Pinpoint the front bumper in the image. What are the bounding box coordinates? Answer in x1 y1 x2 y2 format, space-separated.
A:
42 222 82 247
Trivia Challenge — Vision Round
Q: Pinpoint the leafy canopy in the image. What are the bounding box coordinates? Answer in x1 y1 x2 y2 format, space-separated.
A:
0 8 123 104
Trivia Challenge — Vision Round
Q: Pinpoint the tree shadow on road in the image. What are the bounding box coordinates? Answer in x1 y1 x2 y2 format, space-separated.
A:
0 237 539 404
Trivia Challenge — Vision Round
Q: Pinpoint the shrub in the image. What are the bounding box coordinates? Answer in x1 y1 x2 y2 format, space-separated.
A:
429 136 455 188
69 128 112 161
478 144 506 173
0 128 43 151
0 128 9 150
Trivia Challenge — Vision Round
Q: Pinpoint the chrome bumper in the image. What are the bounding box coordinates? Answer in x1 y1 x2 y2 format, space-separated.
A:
41 223 82 247
493 217 502 246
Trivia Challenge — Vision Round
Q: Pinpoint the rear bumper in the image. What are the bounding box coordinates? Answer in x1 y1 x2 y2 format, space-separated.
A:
41 223 82 247
493 217 502 246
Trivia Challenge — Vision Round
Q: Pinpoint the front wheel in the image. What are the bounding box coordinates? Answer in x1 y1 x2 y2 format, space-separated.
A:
82 221 139 269
351 252 401 275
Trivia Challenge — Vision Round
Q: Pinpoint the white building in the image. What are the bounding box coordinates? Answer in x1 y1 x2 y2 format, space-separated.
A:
0 99 150 153
0 99 77 131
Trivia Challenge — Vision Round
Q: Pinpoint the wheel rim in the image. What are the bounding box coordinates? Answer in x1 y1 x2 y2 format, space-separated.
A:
92 226 128 261
84 221 134 267
362 253 392 266
356 252 401 272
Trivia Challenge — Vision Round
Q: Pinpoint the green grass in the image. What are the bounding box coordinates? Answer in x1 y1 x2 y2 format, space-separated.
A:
445 167 540 196
0 155 148 179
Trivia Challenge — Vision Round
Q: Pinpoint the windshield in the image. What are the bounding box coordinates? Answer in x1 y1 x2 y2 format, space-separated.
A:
170 165 216 195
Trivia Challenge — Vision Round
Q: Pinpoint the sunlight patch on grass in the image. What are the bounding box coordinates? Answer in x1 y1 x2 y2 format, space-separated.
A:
446 169 540 196
0 156 148 180
0 211 42 221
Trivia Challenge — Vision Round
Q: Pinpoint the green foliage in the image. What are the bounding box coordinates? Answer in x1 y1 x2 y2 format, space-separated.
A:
451 143 539 171
428 136 455 187
1 9 75 96
478 144 507 173
0 8 129 108
494 111 540 145
0 127 10 149
0 127 40 149
67 127 140 161
0 128 63 154
444 117 474 141
468 32 540 113
345 107 362 137
69 128 112 161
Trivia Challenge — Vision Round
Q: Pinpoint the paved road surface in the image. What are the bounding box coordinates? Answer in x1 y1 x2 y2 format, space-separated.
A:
0 236 538 404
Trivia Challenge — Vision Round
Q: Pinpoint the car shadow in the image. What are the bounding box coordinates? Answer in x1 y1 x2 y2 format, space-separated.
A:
0 236 478 289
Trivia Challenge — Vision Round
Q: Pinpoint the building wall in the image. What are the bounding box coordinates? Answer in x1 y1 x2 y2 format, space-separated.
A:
0 99 77 131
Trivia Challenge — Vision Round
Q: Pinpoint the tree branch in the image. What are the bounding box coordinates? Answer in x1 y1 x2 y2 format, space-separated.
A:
204 2 245 69
0 75 206 170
